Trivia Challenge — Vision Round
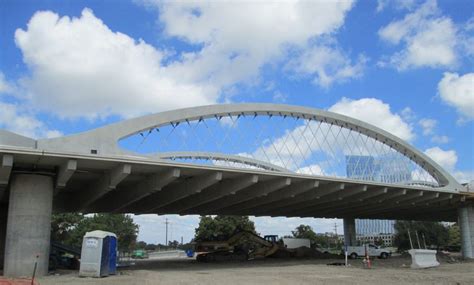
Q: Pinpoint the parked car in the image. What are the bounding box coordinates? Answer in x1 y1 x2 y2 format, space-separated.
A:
344 244 391 259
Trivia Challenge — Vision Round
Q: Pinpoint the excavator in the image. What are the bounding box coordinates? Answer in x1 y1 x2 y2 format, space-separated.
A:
194 231 280 262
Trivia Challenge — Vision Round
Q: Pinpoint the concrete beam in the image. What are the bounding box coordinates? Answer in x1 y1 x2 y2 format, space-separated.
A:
358 198 458 219
248 182 341 216
109 168 181 213
340 191 423 215
55 159 77 190
139 172 223 213
269 183 346 217
159 174 259 214
75 163 131 211
221 180 319 214
313 188 406 217
0 154 13 185
406 192 439 204
197 177 291 215
288 185 367 217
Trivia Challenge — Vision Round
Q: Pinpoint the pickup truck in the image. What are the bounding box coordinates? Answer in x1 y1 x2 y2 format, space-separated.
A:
344 244 391 259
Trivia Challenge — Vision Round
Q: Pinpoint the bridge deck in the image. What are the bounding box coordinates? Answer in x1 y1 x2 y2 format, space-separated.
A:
0 147 467 222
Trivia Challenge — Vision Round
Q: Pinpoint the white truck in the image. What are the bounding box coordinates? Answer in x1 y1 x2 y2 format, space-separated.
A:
281 238 311 249
345 244 391 259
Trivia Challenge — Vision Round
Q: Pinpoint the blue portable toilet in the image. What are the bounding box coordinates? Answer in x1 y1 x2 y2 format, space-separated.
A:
79 230 117 277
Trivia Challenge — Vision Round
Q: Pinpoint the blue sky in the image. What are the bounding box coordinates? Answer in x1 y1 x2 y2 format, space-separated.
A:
1 0 473 243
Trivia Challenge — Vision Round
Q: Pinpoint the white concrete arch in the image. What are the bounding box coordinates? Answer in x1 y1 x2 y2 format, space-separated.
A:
32 103 462 191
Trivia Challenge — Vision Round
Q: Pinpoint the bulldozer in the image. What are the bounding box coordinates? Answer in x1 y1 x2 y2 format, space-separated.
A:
195 231 280 262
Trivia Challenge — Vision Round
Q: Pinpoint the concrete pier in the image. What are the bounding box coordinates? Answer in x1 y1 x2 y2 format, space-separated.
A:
343 218 356 246
0 205 7 269
4 174 53 277
459 205 474 259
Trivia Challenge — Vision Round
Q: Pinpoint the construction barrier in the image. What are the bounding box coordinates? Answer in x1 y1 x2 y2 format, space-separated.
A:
408 249 440 269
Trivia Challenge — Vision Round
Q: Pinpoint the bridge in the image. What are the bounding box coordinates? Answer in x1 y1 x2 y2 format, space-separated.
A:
0 103 473 277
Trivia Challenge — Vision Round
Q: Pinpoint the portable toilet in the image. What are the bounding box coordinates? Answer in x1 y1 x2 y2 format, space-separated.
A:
79 230 117 277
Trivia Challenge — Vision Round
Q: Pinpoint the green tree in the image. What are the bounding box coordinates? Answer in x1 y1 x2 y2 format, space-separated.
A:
447 224 461 247
51 213 139 251
50 213 84 244
194 215 256 241
394 220 449 251
291 224 329 248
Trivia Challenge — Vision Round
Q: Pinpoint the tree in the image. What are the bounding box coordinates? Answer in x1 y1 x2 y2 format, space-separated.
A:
194 215 256 241
394 220 449 251
51 213 139 251
292 225 317 240
136 241 147 249
291 224 329 248
50 213 84 244
447 224 461 247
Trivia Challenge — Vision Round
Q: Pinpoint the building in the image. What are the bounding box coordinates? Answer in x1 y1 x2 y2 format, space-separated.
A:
357 233 395 247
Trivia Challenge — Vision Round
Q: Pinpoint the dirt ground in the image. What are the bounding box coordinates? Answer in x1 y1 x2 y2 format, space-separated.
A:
35 254 474 285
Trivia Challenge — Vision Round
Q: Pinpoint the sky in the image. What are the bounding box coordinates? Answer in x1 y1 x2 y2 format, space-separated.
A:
0 0 473 244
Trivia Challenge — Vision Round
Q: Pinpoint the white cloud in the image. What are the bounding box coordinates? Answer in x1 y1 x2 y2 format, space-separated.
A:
0 101 61 138
15 3 360 120
286 44 367 88
378 0 458 70
15 9 218 120
453 170 474 185
431 135 449 144
144 0 359 89
424 147 473 184
328 97 415 141
418 118 437 135
437 72 474 120
0 73 13 94
424 146 457 171
376 0 417 13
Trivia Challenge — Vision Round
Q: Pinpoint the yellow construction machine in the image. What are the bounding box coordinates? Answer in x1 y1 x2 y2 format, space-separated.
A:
195 231 280 262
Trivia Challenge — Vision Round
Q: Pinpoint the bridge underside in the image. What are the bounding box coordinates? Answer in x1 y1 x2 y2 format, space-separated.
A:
1 150 465 221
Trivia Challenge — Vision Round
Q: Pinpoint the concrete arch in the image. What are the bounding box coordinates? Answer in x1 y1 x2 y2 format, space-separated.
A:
154 151 290 172
35 103 462 190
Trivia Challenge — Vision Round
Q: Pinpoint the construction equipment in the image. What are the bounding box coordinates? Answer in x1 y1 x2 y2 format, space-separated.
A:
195 231 280 262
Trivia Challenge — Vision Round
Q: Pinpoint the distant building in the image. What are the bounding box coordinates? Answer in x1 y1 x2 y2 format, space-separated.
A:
355 219 396 235
357 233 395 247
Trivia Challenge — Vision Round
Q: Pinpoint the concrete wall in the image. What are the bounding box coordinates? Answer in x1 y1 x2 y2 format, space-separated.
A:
4 174 53 277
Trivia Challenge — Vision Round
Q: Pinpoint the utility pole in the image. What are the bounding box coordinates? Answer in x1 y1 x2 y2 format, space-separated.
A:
164 218 170 246
181 236 183 245
334 222 338 236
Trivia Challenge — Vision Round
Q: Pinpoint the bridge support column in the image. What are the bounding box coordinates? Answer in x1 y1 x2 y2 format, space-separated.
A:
343 218 356 246
4 174 53 277
0 205 7 269
459 205 474 259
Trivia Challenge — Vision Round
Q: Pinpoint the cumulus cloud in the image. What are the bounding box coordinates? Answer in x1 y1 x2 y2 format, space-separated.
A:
431 135 449 144
143 0 361 89
424 146 473 183
15 9 217 120
0 73 13 94
0 101 61 138
424 146 457 171
418 118 437 135
286 44 367 88
378 0 458 70
376 0 417 13
15 3 360 120
328 97 415 141
437 72 474 120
